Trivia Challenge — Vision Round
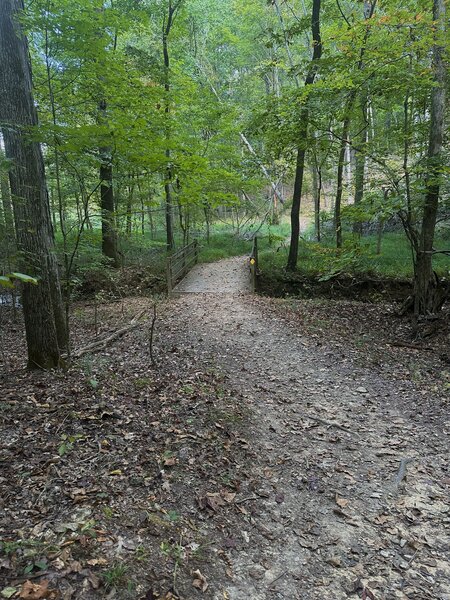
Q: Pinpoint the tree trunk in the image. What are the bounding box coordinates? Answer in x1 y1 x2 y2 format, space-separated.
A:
98 101 119 267
353 99 367 236
0 0 67 368
147 203 154 238
413 0 446 316
1 167 14 236
334 113 351 249
345 143 353 201
286 0 322 271
335 1 376 247
311 160 321 242
99 154 119 266
376 219 384 255
165 166 174 250
287 124 308 270
163 1 179 253
126 182 134 237
140 196 145 236
204 203 211 244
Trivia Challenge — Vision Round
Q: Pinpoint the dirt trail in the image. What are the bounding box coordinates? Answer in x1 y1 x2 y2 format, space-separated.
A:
168 257 450 600
172 257 252 295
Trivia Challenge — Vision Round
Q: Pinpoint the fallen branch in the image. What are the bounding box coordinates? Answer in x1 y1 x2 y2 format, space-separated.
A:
394 457 414 490
304 414 354 435
268 571 288 589
235 495 260 504
71 309 147 359
388 340 433 351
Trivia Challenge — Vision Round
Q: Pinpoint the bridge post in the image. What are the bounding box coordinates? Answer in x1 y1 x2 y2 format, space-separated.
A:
166 258 173 297
250 237 258 293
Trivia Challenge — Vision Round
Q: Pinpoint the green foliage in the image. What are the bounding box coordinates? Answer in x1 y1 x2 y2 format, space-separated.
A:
58 433 84 457
0 273 38 288
260 231 449 280
103 562 128 589
1 0 447 295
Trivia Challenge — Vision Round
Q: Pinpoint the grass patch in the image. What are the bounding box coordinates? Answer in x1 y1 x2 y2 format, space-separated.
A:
197 223 291 263
55 219 448 284
197 233 251 262
103 562 129 589
260 231 449 280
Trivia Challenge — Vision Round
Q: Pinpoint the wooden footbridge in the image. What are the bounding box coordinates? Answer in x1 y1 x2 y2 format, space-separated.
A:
166 238 258 296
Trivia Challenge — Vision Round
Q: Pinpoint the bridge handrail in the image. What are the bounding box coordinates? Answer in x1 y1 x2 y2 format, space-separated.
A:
166 240 199 296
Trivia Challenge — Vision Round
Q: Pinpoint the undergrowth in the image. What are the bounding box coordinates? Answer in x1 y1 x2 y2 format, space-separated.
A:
53 221 448 293
259 231 449 280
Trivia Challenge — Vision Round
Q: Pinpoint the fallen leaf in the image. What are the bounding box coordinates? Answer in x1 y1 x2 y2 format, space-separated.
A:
197 493 226 512
220 490 236 503
362 588 376 600
68 560 82 573
161 481 171 492
192 569 209 592
19 580 52 600
335 494 349 508
1 588 18 599
87 571 100 589
86 558 108 566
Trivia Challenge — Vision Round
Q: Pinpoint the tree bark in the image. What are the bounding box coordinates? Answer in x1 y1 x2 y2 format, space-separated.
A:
163 1 179 252
286 0 322 271
0 0 67 368
98 101 119 267
311 159 321 242
334 0 376 248
0 165 15 236
413 0 446 316
334 112 351 249
126 185 133 237
353 99 367 236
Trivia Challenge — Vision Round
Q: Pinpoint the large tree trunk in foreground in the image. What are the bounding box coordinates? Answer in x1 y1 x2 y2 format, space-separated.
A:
0 0 67 368
1 164 14 235
163 1 178 253
413 0 446 316
286 0 322 271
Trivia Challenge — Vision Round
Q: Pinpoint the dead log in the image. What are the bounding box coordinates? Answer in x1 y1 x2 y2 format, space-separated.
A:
71 309 146 359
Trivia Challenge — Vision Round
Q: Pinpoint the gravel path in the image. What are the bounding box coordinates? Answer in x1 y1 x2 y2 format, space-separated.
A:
172 256 252 295
167 257 450 600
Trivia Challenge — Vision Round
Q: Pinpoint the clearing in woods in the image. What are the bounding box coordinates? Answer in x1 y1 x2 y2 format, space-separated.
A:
1 256 448 600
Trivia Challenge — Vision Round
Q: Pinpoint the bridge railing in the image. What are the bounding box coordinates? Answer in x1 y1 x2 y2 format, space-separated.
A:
250 236 258 293
166 240 199 296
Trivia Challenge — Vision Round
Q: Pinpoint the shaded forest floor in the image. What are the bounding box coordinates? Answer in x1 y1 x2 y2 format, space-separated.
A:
0 264 449 599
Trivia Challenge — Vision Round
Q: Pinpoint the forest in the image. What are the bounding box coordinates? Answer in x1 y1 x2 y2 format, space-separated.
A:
0 0 449 598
